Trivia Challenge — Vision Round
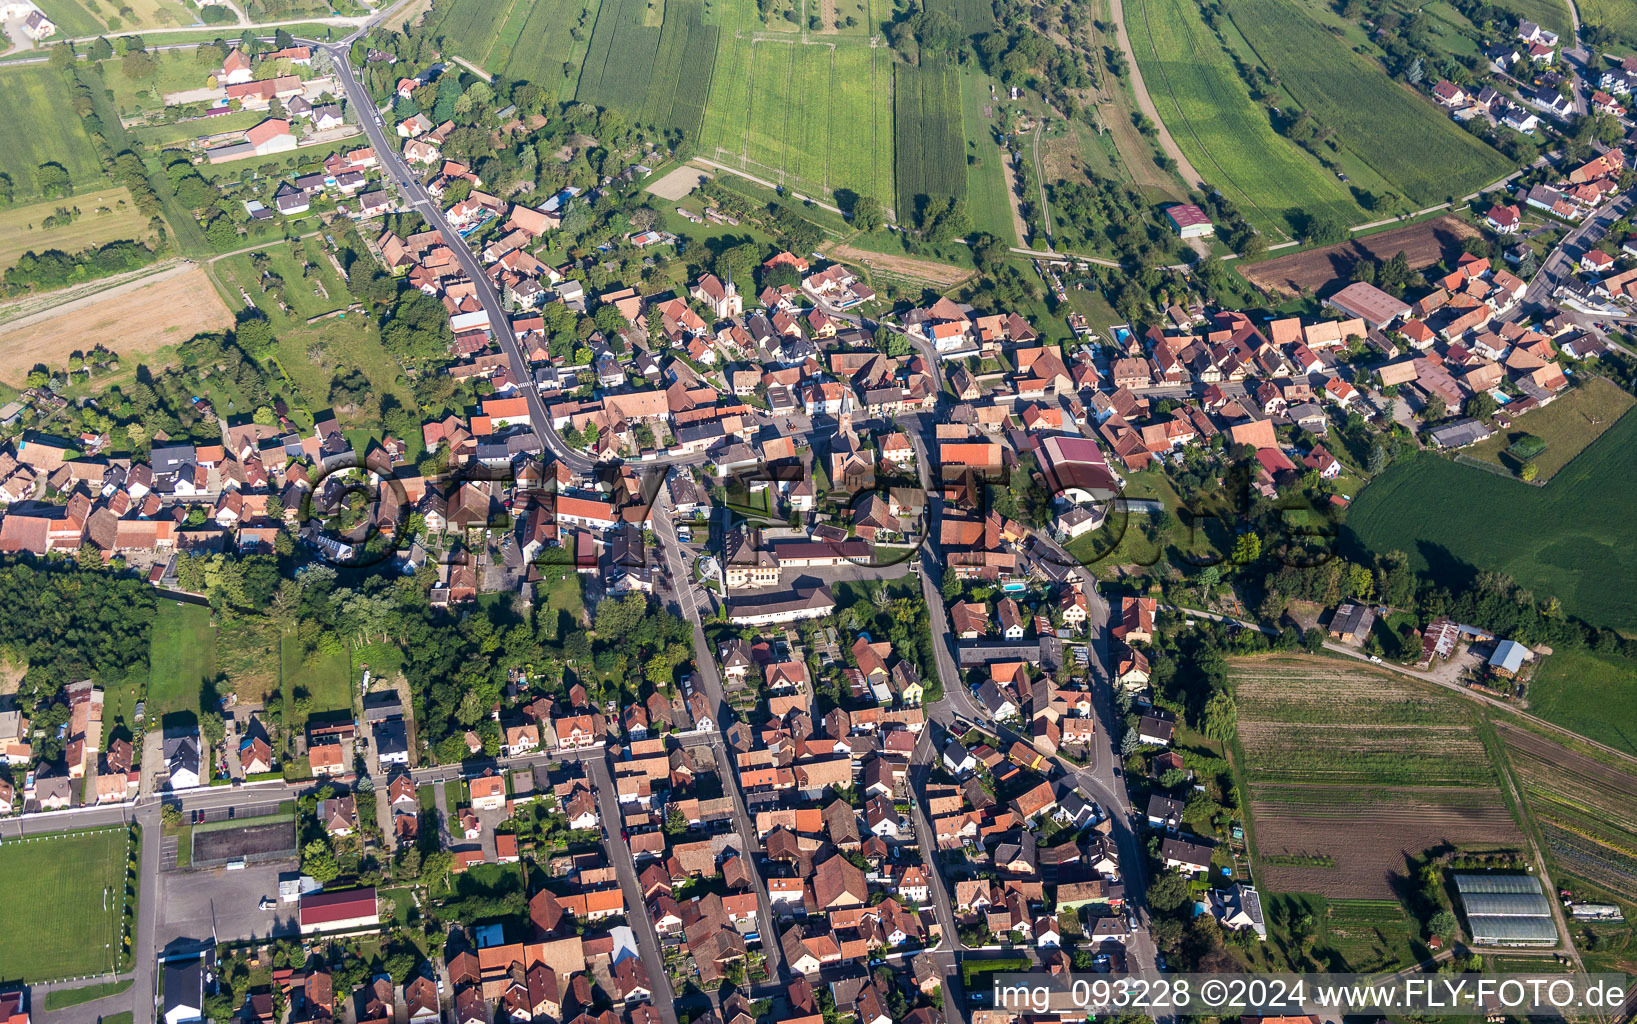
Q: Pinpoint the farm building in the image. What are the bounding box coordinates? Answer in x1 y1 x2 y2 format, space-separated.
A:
1328 602 1376 643
1165 204 1215 239
299 886 380 935
1325 281 1412 328
1453 873 1557 946
1488 639 1532 677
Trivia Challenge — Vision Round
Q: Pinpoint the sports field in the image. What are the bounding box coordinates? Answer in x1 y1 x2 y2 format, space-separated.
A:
0 828 131 981
0 187 157 270
1223 0 1513 205
1343 417 1637 633
1128 0 1357 237
148 601 216 723
0 66 108 200
1232 655 1522 898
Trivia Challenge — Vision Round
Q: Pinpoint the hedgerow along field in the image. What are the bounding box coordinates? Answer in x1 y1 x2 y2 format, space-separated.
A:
1496 722 1637 901
894 56 966 222
1231 655 1523 898
0 66 110 201
1127 0 1359 237
1342 417 1637 634
0 827 132 981
1222 0 1514 204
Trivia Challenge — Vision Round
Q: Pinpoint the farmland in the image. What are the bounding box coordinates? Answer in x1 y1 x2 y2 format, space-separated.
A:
1483 0 1571 37
1464 375 1635 481
0 66 109 200
1342 421 1637 633
1232 655 1522 898
0 187 158 272
1238 215 1482 296
421 0 599 96
0 827 131 981
931 0 993 34
894 57 965 221
698 26 894 203
0 264 234 386
574 0 663 114
638 0 720 136
958 70 1019 245
1497 723 1637 899
1127 0 1358 237
1526 650 1637 757
1223 0 1514 205
1578 0 1637 48
37 0 198 34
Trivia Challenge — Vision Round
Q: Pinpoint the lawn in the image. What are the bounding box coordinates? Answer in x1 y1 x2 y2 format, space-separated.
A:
1224 0 1515 205
101 51 214 115
1525 649 1637 757
0 186 158 272
0 828 131 981
148 601 216 724
1463 375 1635 481
1342 414 1637 633
0 66 109 201
1127 0 1359 237
130 111 267 149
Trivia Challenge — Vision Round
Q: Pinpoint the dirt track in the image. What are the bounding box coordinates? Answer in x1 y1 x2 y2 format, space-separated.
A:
1239 215 1481 297
824 242 973 287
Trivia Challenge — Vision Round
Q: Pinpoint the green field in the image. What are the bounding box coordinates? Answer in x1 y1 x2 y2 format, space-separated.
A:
0 186 158 270
39 0 201 33
1578 0 1637 47
1464 376 1636 481
44 978 134 1010
637 0 719 135
1343 415 1637 633
130 111 268 149
1223 0 1514 205
0 66 108 200
958 70 1017 245
102 51 215 114
280 631 354 733
0 829 130 981
1128 0 1359 236
697 0 894 202
1526 650 1637 757
1483 0 1572 37
422 0 599 96
148 601 217 723
574 0 663 112
894 56 965 221
931 0 994 35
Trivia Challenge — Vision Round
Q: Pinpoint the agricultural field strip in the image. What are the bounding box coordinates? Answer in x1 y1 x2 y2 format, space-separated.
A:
1126 0 1354 237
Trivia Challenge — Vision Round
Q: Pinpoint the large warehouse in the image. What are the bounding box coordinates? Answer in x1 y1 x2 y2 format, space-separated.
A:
1454 873 1558 946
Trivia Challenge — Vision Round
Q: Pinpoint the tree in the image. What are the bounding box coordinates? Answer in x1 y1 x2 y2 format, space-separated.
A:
35 162 72 199
1147 870 1190 912
971 232 1009 275
1520 460 1538 481
1202 691 1237 741
850 195 883 231
1428 909 1458 938
1301 212 1347 245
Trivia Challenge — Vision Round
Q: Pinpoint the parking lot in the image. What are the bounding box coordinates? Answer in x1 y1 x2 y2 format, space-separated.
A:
158 855 299 953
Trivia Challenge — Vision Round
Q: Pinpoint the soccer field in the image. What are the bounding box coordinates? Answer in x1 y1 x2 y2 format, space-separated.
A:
0 828 132 981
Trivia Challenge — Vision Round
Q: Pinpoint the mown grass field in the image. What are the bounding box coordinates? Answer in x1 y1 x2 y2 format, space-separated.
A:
697 0 893 202
148 601 216 723
101 51 215 115
0 828 130 981
1482 0 1572 37
130 111 268 149
1578 0 1637 47
0 186 155 270
1224 0 1514 205
894 56 964 219
1128 0 1358 237
1465 376 1635 480
0 66 108 200
1232 655 1522 898
1526 650 1637 758
1342 416 1637 633
280 631 354 734
958 71 1017 245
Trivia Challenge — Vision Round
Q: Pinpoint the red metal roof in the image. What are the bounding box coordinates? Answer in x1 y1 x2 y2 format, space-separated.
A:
299 886 377 925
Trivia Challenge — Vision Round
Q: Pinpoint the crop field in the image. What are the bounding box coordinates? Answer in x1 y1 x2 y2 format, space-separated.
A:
1526 650 1637 757
0 828 131 981
639 0 720 135
1464 376 1635 482
1342 421 1637 633
931 0 994 35
1233 655 1522 898
699 31 893 202
1240 215 1480 295
575 0 663 112
0 67 108 200
1224 0 1513 204
1128 0 1357 237
0 187 156 271
894 57 965 220
501 0 599 94
1498 723 1637 898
